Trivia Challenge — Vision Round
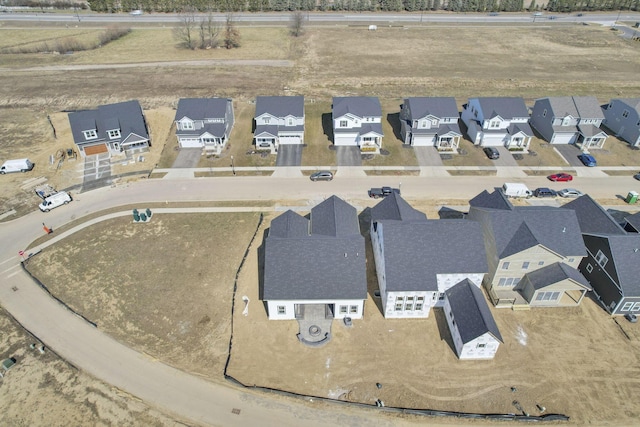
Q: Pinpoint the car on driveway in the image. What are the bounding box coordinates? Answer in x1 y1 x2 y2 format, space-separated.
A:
558 188 584 198
310 171 333 181
548 173 573 182
483 147 500 160
534 187 557 198
578 153 597 167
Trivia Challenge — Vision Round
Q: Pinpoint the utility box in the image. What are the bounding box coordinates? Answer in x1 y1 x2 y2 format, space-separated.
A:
626 191 639 204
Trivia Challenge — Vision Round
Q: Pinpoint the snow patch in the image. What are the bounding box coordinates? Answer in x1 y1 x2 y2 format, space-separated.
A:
515 325 528 346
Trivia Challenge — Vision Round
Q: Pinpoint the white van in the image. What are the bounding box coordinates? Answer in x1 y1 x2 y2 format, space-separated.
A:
0 158 34 174
39 191 72 212
502 183 532 198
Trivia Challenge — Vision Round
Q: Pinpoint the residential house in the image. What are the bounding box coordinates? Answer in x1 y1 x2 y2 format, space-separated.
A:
332 96 383 153
530 96 607 150
444 279 503 360
460 97 533 150
468 189 589 309
174 98 234 155
399 97 462 151
68 100 149 158
370 193 488 318
602 98 640 147
562 195 640 316
262 196 367 321
253 96 304 154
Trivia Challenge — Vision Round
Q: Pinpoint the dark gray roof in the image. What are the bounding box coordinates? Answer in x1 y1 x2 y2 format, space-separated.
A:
370 193 427 224
254 125 279 138
612 98 640 112
520 262 591 291
380 219 488 292
624 212 640 232
68 100 148 145
507 122 533 136
255 96 304 118
263 196 366 301
403 97 459 120
358 123 383 136
577 123 606 138
469 189 513 211
475 97 529 120
311 196 360 237
605 235 640 296
544 96 604 119
175 98 229 121
561 195 626 236
332 97 382 118
445 279 503 344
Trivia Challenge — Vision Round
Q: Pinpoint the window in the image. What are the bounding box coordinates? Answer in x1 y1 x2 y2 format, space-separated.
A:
340 120 348 127
277 306 286 315
477 343 486 349
633 302 640 312
502 262 510 270
288 118 293 126
568 258 575 263
622 109 629 118
421 121 427 127
349 305 358 314
595 250 608 268
536 291 560 301
438 292 445 300
542 109 547 117
182 121 194 130
490 121 500 128
498 278 520 288
396 296 404 302
522 262 530 270
107 129 120 139
415 303 423 311
417 296 424 302
339 305 348 314
263 117 271 124
395 303 403 311
586 263 593 273
538 261 544 266
431 119 438 126
407 296 414 302
449 311 454 319
83 130 97 139
621 302 633 311
405 303 413 310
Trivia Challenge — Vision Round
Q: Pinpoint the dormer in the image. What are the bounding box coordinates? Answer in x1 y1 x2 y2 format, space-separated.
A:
83 129 98 140
178 117 195 131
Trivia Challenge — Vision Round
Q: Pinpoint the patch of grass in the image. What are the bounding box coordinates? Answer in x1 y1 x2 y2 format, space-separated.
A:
515 138 568 167
603 170 638 176
147 172 168 179
591 138 640 167
441 140 492 167
301 101 335 167
365 170 420 176
194 171 272 177
447 169 497 176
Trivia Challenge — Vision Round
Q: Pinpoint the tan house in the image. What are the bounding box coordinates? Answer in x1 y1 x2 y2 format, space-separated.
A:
467 189 590 309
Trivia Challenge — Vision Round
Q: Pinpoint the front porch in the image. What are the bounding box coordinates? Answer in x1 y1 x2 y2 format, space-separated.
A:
436 134 460 152
295 304 333 347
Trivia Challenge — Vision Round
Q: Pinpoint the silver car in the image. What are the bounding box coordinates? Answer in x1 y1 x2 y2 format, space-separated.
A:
558 188 584 198
310 171 333 181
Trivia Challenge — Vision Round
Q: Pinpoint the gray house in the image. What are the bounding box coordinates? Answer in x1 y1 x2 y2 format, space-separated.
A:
253 96 305 155
602 98 640 147
262 195 367 321
174 98 234 155
468 189 589 309
529 96 607 149
68 100 149 158
444 279 503 360
370 193 488 318
460 97 533 149
399 97 461 151
332 96 383 153
562 195 640 316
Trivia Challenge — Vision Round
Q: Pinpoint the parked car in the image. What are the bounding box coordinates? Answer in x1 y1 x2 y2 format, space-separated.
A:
0 158 34 174
488 12 499 16
624 313 638 323
558 188 584 198
578 153 597 167
633 173 640 181
548 173 573 182
483 147 500 160
368 186 400 199
39 191 72 212
310 171 333 181
534 187 557 198
502 183 532 198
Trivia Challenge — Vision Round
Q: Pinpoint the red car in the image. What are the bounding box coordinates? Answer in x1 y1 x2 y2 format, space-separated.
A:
548 173 573 182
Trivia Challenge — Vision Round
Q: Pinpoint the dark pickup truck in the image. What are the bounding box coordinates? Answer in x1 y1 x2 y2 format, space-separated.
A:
368 186 401 199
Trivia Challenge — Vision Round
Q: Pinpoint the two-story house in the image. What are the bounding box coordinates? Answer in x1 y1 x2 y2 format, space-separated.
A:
468 189 590 309
262 196 367 323
460 97 533 150
399 97 462 151
174 98 234 155
253 96 304 154
562 195 640 316
602 98 640 147
530 96 608 150
370 193 488 318
332 96 383 154
68 100 150 158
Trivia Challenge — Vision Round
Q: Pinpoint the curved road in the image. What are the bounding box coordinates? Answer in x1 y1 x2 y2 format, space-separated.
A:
0 174 637 426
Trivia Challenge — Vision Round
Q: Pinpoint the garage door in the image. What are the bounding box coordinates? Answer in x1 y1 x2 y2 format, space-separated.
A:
84 144 108 155
279 135 301 145
179 138 202 148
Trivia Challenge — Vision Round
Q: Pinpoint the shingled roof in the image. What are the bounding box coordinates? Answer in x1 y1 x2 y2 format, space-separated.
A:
370 192 427 224
561 195 626 236
445 279 503 344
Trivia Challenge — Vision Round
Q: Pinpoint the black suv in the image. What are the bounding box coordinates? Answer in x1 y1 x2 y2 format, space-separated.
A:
483 147 500 160
534 187 557 198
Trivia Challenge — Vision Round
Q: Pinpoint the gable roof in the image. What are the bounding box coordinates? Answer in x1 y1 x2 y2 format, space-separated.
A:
561 195 626 236
68 100 148 144
332 97 382 118
474 97 529 120
380 219 488 292
175 98 230 121
445 279 503 344
403 97 459 120
603 235 640 296
543 96 604 119
611 98 640 113
269 210 309 238
624 211 640 232
521 262 591 291
255 96 304 118
469 189 513 211
310 196 360 237
370 193 427 224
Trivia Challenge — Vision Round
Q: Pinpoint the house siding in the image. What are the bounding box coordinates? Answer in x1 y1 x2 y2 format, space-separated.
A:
613 296 640 315
603 99 640 147
579 236 623 313
444 298 500 360
267 299 364 320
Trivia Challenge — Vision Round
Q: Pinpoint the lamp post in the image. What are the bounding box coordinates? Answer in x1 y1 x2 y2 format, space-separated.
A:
231 155 235 176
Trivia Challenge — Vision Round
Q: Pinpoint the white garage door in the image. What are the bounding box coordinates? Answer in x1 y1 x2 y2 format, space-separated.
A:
279 135 301 145
551 133 577 145
480 133 505 147
334 134 358 146
179 138 202 148
411 134 436 146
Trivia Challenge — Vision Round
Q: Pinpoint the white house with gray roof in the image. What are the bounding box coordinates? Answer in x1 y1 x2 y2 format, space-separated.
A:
468 189 589 309
530 96 607 150
602 98 640 147
332 96 383 153
461 97 533 150
369 193 488 318
68 100 149 158
253 96 304 155
399 97 462 151
262 196 367 321
174 98 234 155
444 279 502 360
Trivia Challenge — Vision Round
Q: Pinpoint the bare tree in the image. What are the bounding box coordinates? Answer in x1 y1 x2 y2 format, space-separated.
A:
199 12 221 49
289 11 306 37
224 13 241 49
174 7 198 50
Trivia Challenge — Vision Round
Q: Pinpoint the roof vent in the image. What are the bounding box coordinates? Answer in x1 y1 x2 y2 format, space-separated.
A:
562 227 566 233
635 248 639 253
344 252 347 258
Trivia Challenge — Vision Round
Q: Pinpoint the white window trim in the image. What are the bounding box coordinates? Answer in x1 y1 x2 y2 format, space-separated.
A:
83 129 97 140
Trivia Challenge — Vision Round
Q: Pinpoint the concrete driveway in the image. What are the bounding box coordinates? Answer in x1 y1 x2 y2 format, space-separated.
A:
554 144 586 167
276 144 303 167
336 146 362 166
81 153 112 191
172 148 202 168
413 146 444 166
493 147 519 166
